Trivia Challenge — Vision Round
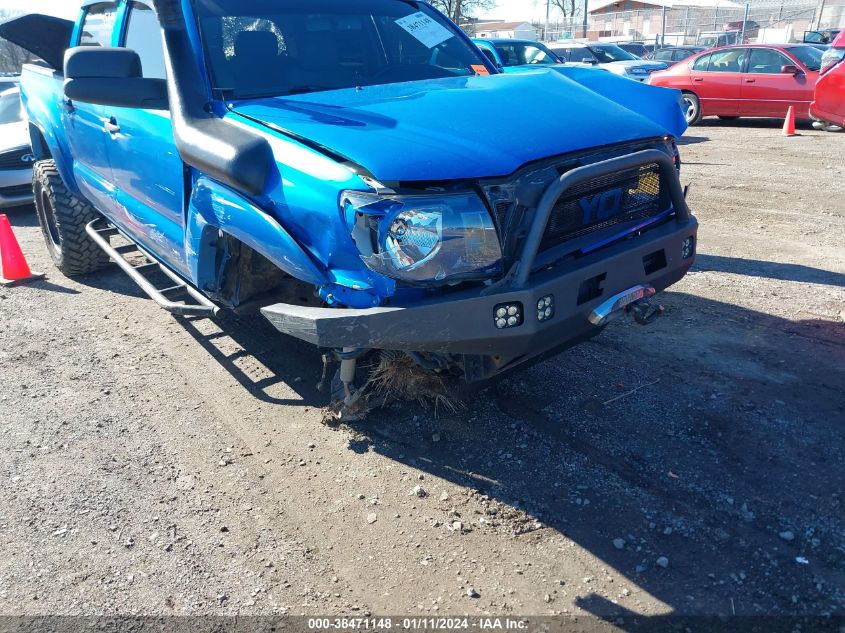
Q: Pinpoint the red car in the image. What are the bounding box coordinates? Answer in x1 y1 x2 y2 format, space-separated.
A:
810 30 845 131
648 44 824 125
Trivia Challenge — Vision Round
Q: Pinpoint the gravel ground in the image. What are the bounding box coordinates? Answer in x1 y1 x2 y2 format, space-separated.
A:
0 120 843 623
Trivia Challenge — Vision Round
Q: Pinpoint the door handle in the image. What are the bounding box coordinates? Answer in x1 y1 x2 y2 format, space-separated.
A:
104 118 121 134
745 78 756 83
693 77 703 82
63 99 75 113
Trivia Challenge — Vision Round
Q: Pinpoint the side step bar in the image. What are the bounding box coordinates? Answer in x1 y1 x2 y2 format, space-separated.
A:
85 219 219 317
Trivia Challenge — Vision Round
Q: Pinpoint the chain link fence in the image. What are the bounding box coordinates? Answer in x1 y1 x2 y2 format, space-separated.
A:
531 0 838 45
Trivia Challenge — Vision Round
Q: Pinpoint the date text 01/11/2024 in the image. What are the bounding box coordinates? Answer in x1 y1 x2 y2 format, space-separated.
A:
307 618 530 631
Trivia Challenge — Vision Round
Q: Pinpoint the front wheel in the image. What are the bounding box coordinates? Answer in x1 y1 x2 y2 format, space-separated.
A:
682 92 702 126
820 122 843 132
32 160 109 276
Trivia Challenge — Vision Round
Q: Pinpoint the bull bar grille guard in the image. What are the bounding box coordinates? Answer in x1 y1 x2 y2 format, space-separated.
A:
507 149 691 290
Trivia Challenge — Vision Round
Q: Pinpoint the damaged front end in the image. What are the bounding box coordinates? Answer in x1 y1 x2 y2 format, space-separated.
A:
263 142 697 414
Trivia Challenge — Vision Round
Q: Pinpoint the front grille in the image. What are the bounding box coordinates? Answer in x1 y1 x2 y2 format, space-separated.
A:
0 148 33 170
540 162 665 252
0 184 32 198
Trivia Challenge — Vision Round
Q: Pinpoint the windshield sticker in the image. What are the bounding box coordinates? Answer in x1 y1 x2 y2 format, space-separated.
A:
471 65 490 76
395 12 454 49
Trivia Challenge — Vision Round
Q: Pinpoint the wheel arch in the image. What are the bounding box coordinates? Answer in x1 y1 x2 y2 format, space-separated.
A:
186 176 328 297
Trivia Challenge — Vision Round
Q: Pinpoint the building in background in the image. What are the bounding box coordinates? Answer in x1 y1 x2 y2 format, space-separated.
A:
468 20 538 39
539 0 833 43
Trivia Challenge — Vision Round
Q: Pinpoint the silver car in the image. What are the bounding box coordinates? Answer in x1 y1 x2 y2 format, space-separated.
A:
550 42 668 82
0 87 35 208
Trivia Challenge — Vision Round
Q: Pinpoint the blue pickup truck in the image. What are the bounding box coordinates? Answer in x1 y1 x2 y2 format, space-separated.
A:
2 0 697 408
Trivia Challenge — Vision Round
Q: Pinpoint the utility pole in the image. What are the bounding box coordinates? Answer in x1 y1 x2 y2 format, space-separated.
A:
582 0 589 38
661 4 667 47
545 0 550 41
816 0 827 28
740 2 749 42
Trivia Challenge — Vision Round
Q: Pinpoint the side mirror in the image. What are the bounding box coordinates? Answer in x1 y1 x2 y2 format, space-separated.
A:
63 47 168 110
781 64 803 75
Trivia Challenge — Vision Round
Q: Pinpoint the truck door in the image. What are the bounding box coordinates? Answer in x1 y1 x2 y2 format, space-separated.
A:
104 1 188 275
63 2 118 211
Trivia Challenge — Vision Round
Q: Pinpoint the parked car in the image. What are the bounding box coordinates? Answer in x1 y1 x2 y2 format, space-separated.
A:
473 38 564 70
618 42 650 59
648 44 823 124
549 42 668 81
697 31 744 48
811 30 845 131
803 29 841 45
724 20 760 38
652 46 706 65
3 0 696 411
0 87 35 208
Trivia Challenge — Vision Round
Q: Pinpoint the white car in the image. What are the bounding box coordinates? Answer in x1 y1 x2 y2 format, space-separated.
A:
0 87 35 208
550 42 668 81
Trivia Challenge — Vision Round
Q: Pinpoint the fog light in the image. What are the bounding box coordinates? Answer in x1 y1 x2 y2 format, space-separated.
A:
537 294 555 322
494 302 523 329
682 236 695 260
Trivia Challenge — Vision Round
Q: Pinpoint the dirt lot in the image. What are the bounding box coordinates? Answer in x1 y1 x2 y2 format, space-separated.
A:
0 120 843 625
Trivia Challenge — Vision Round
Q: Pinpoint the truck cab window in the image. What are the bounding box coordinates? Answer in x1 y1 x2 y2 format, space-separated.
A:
79 3 117 47
124 3 167 79
192 0 489 99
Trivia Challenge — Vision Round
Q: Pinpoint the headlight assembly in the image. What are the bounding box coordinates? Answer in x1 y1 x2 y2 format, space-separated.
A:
342 191 503 286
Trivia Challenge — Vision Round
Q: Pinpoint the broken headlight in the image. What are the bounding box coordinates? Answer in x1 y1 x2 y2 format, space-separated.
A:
342 191 502 286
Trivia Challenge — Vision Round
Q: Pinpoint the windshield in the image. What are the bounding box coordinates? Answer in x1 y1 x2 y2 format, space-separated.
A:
191 0 492 99
0 91 23 125
589 44 638 63
804 30 838 44
492 41 560 66
786 44 824 70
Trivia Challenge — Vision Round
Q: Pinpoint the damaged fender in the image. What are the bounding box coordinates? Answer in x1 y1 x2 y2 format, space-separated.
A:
186 177 327 293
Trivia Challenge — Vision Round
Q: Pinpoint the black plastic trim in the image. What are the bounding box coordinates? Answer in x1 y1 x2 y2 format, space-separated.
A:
152 0 273 196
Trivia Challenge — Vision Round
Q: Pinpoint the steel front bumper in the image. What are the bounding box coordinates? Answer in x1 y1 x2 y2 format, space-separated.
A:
262 149 697 374
0 168 34 208
262 217 697 358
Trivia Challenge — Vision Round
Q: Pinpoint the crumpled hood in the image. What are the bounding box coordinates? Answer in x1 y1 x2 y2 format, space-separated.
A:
232 68 686 182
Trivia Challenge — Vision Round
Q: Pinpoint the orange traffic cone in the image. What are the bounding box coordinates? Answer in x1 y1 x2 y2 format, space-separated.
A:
0 214 44 286
782 106 797 137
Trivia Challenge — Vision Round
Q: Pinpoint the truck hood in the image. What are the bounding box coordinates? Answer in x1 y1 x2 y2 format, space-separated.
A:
232 68 686 182
0 14 74 71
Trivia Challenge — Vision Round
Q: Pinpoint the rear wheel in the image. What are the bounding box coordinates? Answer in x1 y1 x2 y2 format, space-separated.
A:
32 160 109 276
682 92 702 125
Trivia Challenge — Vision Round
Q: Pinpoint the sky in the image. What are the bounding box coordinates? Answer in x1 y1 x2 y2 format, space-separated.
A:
489 0 551 22
0 0 550 22
0 0 78 18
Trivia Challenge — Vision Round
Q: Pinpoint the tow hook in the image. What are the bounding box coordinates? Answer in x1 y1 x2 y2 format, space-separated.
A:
589 284 658 327
625 299 665 325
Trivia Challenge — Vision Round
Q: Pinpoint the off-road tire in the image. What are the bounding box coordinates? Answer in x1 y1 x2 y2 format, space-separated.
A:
32 160 109 276
682 91 702 126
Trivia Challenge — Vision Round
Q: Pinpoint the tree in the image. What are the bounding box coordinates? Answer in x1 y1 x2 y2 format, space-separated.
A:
551 0 583 21
428 0 496 26
0 9 34 74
